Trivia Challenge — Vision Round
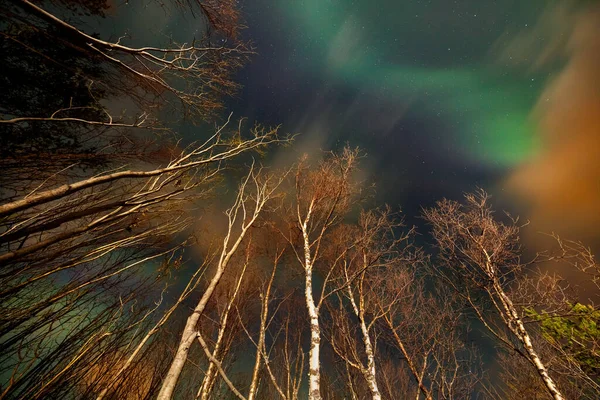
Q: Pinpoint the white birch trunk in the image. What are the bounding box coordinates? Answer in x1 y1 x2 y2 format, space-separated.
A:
481 247 564 400
346 284 381 400
357 311 381 399
247 332 264 400
157 264 226 400
198 263 246 400
301 214 322 400
198 315 227 400
495 283 564 400
248 260 277 400
158 165 275 399
305 267 321 400
384 315 432 400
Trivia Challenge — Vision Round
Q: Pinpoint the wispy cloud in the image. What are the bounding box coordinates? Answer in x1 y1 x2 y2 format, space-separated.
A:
507 2 600 243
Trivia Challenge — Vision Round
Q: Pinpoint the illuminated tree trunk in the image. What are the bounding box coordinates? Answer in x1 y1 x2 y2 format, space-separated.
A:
346 284 381 400
157 263 228 400
158 166 281 400
286 148 359 400
306 267 322 400
198 264 247 400
423 191 565 400
302 218 322 400
493 279 564 400
247 256 279 400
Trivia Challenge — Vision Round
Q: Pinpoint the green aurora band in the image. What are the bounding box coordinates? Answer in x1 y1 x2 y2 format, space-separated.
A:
276 0 552 166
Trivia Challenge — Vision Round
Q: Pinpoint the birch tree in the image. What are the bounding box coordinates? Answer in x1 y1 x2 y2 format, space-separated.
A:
254 294 307 400
3 0 251 126
325 208 416 400
1 0 252 201
195 245 256 400
423 190 565 400
157 164 287 399
0 118 283 399
497 244 600 399
280 147 361 400
0 119 281 338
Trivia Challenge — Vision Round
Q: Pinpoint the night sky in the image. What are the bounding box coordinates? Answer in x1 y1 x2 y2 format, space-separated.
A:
232 0 600 248
110 0 600 247
227 0 544 211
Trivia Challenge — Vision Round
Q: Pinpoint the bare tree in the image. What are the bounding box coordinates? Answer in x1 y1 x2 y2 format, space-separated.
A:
0 1 302 398
243 248 286 400
257 294 307 400
502 254 600 398
278 147 362 400
324 208 417 400
1 0 253 204
195 245 253 400
94 250 214 400
324 211 480 400
0 118 281 347
3 0 252 126
0 268 172 400
423 190 565 400
157 164 287 399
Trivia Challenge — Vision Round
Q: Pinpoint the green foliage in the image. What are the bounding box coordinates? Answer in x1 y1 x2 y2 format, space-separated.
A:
526 303 600 376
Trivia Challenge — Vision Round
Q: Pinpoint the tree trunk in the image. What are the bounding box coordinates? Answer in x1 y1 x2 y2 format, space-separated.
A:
247 331 264 400
305 267 321 400
346 283 381 400
248 260 278 400
197 270 243 400
357 310 381 399
384 315 433 400
495 282 564 400
157 264 226 400
302 218 321 400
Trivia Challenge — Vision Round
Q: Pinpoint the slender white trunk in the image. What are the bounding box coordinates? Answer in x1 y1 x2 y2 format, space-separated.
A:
157 264 226 400
305 267 321 400
347 284 381 400
479 247 565 400
384 315 432 400
248 261 277 400
494 282 564 400
158 170 266 399
198 320 226 400
301 215 321 400
357 313 381 399
416 355 428 400
345 360 359 400
196 333 247 400
247 336 263 400
198 270 243 400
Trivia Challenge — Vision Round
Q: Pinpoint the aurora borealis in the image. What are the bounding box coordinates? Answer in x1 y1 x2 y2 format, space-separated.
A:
115 0 600 243
234 0 549 164
283 0 548 165
220 0 599 246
